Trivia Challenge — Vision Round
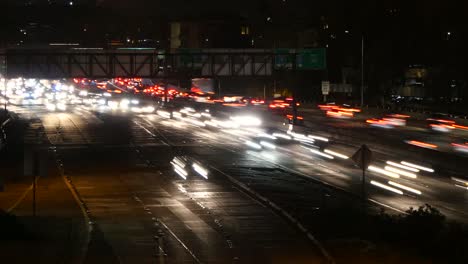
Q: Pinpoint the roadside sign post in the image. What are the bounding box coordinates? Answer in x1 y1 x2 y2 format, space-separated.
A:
321 81 330 103
351 145 373 208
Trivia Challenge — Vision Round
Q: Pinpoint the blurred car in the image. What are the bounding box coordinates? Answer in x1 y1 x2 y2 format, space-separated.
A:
284 113 304 125
427 113 455 132
326 108 354 118
366 114 409 128
269 97 299 111
242 97 265 106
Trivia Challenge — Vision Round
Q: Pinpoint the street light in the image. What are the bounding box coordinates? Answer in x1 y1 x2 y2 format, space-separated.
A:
361 35 364 107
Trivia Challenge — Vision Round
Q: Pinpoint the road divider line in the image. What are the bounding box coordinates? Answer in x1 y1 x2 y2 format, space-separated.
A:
157 219 203 264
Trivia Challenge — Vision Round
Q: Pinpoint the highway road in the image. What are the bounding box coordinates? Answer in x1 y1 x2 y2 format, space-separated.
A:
10 105 326 263
3 98 468 263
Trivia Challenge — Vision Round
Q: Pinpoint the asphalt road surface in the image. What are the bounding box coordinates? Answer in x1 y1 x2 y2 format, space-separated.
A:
4 101 468 263
9 105 326 263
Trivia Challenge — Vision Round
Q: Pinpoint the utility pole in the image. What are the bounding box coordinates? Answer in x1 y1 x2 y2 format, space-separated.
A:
361 35 364 107
291 53 298 125
32 150 38 217
3 77 6 112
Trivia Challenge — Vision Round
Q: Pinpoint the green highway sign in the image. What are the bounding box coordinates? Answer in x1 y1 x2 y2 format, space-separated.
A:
275 48 326 70
274 48 295 68
297 48 326 70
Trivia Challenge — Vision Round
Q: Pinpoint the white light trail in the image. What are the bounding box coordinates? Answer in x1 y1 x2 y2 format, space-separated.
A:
370 180 403 195
324 149 349 159
310 149 334 159
368 165 400 178
245 140 262 150
172 158 186 168
204 120 219 127
192 163 208 179
171 161 188 180
157 110 171 118
173 166 188 179
272 133 292 140
451 177 468 186
401 161 434 173
388 181 422 195
384 166 417 179
308 135 329 142
386 161 419 172
260 141 276 150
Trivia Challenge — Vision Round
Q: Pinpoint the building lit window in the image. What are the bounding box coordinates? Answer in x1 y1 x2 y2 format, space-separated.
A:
241 26 250 35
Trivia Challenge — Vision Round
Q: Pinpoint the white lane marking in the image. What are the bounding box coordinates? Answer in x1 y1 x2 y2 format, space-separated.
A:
157 219 203 264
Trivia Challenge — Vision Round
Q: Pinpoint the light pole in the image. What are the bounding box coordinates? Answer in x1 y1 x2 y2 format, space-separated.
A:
361 35 364 107
3 77 6 113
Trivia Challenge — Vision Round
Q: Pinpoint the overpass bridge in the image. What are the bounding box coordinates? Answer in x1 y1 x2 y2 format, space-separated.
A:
0 49 325 79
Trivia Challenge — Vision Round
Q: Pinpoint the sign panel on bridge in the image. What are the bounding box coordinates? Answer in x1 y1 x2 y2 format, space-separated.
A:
297 49 326 70
275 48 326 70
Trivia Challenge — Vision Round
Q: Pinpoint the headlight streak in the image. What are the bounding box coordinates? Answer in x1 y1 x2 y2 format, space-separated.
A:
370 180 403 195
384 166 417 179
400 161 434 173
259 141 276 149
368 165 400 178
388 181 422 195
324 149 349 159
310 148 334 159
386 161 420 172
192 163 209 179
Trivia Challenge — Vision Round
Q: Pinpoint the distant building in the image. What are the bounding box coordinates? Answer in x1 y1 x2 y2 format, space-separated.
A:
170 19 253 50
4 0 96 6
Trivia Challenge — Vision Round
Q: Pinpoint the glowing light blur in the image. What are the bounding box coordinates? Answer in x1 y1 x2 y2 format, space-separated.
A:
386 161 420 172
451 143 468 153
173 166 188 179
193 163 209 179
46 103 56 111
451 177 468 186
310 149 334 159
406 140 438 149
245 140 262 150
308 135 329 142
388 181 422 195
230 116 262 127
400 161 434 173
368 165 400 178
272 133 292 140
384 166 417 179
204 120 219 127
370 180 403 195
171 157 188 180
430 124 453 133
257 133 277 140
259 141 276 150
157 110 171 119
324 149 349 159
